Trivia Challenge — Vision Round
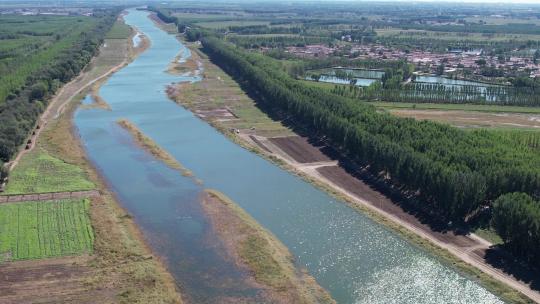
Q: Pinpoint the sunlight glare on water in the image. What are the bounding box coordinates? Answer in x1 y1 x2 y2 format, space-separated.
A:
356 256 503 304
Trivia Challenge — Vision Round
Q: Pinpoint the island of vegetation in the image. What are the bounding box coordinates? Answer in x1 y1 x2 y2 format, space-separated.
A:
117 118 194 177
201 189 336 304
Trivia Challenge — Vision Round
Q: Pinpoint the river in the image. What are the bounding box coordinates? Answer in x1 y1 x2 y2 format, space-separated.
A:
74 9 503 304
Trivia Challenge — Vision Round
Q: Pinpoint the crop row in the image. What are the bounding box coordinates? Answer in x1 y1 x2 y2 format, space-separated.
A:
0 199 93 262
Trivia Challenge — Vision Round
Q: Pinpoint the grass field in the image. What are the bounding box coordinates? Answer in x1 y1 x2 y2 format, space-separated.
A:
194 20 270 29
4 149 94 195
105 20 132 39
299 79 342 89
464 16 540 26
372 101 540 114
376 28 540 42
0 199 94 262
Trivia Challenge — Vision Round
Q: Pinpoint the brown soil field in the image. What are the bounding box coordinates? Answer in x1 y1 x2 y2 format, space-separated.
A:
268 136 333 163
249 135 273 153
391 109 540 129
201 190 335 304
0 256 116 304
0 190 99 204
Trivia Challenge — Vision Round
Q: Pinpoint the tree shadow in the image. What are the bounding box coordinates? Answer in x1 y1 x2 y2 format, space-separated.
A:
484 246 540 291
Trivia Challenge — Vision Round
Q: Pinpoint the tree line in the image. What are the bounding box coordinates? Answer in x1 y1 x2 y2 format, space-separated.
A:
492 193 540 267
332 81 540 106
191 33 540 265
0 9 119 174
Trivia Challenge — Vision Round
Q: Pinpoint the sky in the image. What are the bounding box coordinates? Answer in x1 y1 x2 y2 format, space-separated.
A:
370 0 540 3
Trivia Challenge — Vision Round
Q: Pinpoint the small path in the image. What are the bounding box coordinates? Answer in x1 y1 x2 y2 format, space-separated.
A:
0 190 100 204
6 45 132 174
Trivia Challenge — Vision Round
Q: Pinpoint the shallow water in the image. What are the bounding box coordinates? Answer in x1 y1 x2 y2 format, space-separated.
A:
307 68 383 87
310 75 377 86
415 75 496 88
75 9 503 304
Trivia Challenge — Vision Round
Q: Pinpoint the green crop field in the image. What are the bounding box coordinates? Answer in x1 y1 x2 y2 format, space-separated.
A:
3 149 94 195
0 199 94 262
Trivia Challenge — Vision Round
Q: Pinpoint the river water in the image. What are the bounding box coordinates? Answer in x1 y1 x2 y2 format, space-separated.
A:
74 9 503 304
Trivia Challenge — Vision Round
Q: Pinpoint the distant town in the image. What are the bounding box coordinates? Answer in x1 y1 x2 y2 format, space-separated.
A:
284 43 540 78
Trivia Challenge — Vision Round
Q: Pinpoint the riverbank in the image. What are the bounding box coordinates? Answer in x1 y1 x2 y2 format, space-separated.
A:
201 189 336 304
169 40 538 304
0 16 182 304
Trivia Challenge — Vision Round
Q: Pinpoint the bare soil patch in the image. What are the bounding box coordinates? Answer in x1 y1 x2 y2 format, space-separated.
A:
391 109 540 129
268 136 333 163
194 108 237 120
0 257 115 304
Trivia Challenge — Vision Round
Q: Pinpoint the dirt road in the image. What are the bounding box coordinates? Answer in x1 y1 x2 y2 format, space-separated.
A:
0 190 100 204
7 51 130 174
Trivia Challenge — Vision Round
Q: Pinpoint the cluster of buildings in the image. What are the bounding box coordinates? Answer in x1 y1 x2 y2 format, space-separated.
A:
284 44 336 58
0 8 93 16
284 43 540 77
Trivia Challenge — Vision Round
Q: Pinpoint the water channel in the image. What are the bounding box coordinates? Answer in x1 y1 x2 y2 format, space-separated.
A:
74 9 504 304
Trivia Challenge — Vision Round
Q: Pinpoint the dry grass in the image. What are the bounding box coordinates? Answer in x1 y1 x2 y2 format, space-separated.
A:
203 189 335 304
389 109 540 130
117 119 193 177
170 44 293 139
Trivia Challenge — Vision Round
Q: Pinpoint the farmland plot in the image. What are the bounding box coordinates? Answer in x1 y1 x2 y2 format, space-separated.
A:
4 149 94 195
0 199 94 262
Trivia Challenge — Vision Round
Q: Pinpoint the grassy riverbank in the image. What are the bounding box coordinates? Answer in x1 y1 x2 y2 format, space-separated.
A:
202 189 335 304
